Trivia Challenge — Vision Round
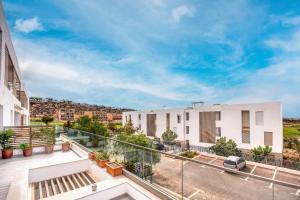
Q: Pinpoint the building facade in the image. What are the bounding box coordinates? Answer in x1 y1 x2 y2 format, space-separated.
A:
123 102 283 154
0 4 29 129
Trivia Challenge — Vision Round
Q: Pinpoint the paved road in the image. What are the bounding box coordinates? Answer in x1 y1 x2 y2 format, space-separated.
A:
152 155 299 200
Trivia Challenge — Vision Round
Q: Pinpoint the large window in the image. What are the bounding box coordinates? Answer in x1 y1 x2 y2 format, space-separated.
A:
264 132 273 146
216 111 221 121
177 114 181 123
255 111 264 126
166 113 170 131
186 112 189 121
242 110 250 144
186 126 189 134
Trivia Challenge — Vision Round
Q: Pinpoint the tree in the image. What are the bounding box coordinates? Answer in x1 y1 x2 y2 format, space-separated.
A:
210 137 242 157
123 118 135 134
41 116 54 125
293 139 300 159
161 130 177 145
251 145 272 162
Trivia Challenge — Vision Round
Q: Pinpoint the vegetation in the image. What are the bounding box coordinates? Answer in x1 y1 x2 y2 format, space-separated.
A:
40 128 55 145
210 137 242 157
251 145 272 162
0 129 14 150
180 151 199 158
161 130 177 145
95 151 110 161
123 119 135 134
20 143 31 150
41 116 54 125
283 125 300 138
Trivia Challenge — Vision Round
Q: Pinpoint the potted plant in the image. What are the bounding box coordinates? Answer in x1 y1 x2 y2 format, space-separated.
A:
0 129 14 159
40 127 55 153
95 152 110 168
106 162 123 176
62 141 71 152
19 143 32 157
88 151 96 161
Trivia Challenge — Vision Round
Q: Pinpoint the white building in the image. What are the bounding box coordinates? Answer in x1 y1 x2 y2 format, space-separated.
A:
0 3 29 129
122 102 283 154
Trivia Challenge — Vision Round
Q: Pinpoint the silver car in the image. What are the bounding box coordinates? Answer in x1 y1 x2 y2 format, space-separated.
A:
223 156 246 171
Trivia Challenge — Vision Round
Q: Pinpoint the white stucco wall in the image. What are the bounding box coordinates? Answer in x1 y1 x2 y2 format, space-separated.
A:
0 3 29 129
123 102 283 153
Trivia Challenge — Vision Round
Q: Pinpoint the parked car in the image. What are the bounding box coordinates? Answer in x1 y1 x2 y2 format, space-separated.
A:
223 156 246 171
151 140 164 151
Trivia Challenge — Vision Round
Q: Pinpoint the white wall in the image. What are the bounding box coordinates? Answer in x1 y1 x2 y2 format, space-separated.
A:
0 3 29 128
123 102 283 153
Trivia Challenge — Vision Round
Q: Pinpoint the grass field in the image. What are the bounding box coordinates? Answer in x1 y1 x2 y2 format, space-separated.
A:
30 121 64 126
283 124 300 138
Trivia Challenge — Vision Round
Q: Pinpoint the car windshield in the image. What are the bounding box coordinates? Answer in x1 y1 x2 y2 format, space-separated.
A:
224 159 236 165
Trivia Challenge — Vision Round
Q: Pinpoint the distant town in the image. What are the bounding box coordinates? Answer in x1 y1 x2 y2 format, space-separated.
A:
29 97 134 123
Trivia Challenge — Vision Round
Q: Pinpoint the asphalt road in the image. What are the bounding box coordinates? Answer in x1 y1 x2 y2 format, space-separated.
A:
152 155 299 200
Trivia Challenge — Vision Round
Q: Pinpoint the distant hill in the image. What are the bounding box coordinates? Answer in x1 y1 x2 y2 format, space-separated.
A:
30 97 134 119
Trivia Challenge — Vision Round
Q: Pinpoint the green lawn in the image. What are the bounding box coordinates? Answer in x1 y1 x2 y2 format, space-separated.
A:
283 125 300 138
30 121 64 126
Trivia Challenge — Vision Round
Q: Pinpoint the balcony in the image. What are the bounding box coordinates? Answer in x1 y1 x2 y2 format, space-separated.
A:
1 126 300 200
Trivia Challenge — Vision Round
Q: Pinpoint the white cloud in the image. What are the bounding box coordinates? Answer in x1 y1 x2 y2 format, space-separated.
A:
172 5 193 22
14 17 43 33
265 30 300 52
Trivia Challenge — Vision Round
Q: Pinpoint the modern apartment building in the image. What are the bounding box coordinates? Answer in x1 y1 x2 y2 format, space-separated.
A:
0 4 29 129
123 102 283 154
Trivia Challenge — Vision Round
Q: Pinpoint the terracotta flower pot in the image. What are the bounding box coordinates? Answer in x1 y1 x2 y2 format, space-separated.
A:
62 143 70 152
22 148 33 157
45 144 54 154
1 149 13 159
96 159 109 168
106 162 123 177
88 152 96 161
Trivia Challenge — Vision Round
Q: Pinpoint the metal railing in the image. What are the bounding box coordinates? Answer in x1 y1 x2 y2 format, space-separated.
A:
63 128 300 200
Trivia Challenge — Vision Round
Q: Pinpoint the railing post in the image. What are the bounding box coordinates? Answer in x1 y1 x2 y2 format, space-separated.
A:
29 126 32 147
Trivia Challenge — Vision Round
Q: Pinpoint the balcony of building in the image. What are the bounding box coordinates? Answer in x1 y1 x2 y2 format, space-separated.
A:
1 126 300 200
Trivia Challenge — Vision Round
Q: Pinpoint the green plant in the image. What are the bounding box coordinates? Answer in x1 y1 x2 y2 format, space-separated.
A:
161 130 177 145
95 151 110 161
0 129 14 150
19 143 31 150
41 116 54 125
40 128 55 145
180 151 199 158
123 118 135 134
210 137 242 157
251 145 272 162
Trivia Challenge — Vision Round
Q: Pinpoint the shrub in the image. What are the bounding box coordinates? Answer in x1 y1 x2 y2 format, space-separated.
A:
210 137 241 157
251 145 272 162
95 151 110 161
40 128 55 145
161 130 177 145
180 151 199 158
0 129 14 150
20 143 31 150
41 116 54 125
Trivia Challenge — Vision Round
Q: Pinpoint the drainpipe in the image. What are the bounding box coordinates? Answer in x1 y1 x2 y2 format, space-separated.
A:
183 109 186 151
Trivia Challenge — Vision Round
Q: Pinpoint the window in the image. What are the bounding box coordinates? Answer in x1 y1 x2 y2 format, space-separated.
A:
138 124 141 130
129 114 131 121
186 112 189 121
186 126 189 134
216 111 221 121
166 113 170 131
264 132 273 146
177 114 181 123
125 116 128 122
242 110 250 144
216 127 221 137
138 114 141 120
255 111 264 126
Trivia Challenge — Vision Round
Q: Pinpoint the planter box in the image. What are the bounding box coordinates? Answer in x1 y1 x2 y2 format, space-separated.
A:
106 162 123 177
62 143 70 152
1 149 13 159
96 159 109 168
23 148 33 157
45 144 54 154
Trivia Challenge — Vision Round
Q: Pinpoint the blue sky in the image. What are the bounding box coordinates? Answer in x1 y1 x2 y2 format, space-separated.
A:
3 0 300 117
